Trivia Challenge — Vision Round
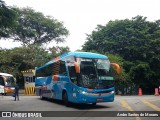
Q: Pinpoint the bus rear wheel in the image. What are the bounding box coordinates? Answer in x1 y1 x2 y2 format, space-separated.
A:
63 92 70 107
2 93 6 96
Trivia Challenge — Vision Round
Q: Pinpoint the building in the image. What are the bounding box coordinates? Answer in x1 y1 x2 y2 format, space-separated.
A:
21 69 35 95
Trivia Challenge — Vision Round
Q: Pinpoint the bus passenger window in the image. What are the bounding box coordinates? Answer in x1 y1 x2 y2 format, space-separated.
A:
68 64 78 84
69 67 76 78
59 60 67 75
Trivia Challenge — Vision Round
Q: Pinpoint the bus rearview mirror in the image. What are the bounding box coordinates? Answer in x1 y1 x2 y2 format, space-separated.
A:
74 62 80 73
111 63 120 74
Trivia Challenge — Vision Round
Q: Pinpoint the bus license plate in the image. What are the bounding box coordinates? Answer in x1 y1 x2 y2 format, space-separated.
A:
97 98 103 101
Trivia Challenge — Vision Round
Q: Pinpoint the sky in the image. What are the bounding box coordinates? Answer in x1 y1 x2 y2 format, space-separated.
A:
0 0 160 51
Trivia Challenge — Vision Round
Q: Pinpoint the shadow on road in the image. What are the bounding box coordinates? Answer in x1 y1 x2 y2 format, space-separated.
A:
36 97 111 110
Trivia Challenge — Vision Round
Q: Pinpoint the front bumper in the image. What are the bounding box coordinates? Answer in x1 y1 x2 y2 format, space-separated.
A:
73 90 114 103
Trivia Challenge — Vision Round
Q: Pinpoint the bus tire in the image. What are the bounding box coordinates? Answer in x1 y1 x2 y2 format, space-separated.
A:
2 93 6 96
63 92 70 107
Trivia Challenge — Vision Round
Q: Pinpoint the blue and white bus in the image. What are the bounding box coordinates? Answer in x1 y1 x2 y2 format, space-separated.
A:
35 52 120 106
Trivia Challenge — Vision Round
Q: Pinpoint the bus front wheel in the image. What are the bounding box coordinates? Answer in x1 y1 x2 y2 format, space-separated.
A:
63 92 70 107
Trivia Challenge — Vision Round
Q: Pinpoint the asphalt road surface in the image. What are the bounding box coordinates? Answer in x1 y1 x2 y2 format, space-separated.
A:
0 95 159 120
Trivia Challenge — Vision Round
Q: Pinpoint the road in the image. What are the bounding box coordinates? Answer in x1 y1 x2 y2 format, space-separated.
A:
0 95 159 120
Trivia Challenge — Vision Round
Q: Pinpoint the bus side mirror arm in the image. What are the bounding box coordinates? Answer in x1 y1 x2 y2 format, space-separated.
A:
111 63 120 75
74 62 80 73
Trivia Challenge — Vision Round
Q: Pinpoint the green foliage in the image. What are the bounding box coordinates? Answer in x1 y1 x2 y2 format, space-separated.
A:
11 7 69 46
0 4 69 45
0 45 70 75
105 53 129 83
84 16 160 62
129 62 152 84
83 16 160 93
0 45 70 88
48 46 70 58
0 3 70 82
0 0 17 38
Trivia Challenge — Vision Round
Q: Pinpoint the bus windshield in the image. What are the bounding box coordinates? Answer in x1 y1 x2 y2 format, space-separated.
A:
0 76 15 87
5 76 15 86
75 58 114 89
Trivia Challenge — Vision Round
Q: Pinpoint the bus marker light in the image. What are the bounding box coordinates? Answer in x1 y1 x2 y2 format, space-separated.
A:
111 91 114 94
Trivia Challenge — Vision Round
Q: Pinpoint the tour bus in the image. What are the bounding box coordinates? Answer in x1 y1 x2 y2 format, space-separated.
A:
35 52 120 106
0 73 16 95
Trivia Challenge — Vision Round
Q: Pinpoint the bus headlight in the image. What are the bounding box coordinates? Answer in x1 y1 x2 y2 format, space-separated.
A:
77 90 88 95
111 91 114 94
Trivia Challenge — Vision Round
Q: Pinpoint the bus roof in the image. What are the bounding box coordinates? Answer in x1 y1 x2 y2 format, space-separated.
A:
0 73 13 77
64 52 107 59
36 52 108 70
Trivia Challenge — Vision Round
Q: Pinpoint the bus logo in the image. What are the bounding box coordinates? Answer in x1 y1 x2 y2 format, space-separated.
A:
2 112 11 117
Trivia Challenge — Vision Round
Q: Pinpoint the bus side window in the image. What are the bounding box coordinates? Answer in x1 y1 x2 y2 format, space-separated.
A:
59 60 67 76
67 62 77 84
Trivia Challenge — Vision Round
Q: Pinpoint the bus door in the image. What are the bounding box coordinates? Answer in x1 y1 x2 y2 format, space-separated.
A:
65 56 77 101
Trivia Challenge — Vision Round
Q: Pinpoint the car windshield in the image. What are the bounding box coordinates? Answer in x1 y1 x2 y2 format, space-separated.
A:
76 58 114 89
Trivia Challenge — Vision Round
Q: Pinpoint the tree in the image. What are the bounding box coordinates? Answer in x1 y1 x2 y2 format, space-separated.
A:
0 0 17 38
82 16 160 94
11 7 69 46
105 53 129 82
83 16 160 61
0 45 70 73
48 46 70 58
0 45 70 88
